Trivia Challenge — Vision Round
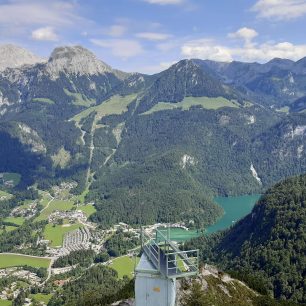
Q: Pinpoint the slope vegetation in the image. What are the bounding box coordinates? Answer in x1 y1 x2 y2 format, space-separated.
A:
215 175 306 303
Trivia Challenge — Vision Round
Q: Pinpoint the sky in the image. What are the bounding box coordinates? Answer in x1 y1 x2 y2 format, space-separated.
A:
1 0 306 74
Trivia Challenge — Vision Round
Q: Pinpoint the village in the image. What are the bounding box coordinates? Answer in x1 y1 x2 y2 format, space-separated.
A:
0 178 193 305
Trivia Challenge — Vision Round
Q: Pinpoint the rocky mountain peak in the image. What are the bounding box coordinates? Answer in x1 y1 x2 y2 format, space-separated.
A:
46 45 113 78
171 59 199 71
265 57 294 70
293 56 306 74
0 44 45 72
295 56 306 65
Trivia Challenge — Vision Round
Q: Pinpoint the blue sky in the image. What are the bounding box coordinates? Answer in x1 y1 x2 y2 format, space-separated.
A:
1 0 306 73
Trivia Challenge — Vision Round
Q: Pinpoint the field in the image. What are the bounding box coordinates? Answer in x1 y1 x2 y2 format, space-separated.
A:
39 192 53 207
3 217 25 226
51 147 71 168
30 293 53 304
277 106 290 113
109 255 140 279
78 204 96 217
0 300 11 306
0 190 12 200
32 97 55 104
0 172 21 187
36 199 75 221
142 96 240 115
64 88 95 107
0 225 18 235
0 254 50 269
17 199 34 209
44 223 82 247
72 94 137 123
74 187 89 204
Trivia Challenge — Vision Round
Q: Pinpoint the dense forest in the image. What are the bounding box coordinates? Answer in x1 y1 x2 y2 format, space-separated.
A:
1 48 306 230
48 265 134 306
185 174 306 304
53 249 110 268
104 229 139 257
53 250 97 268
0 220 47 253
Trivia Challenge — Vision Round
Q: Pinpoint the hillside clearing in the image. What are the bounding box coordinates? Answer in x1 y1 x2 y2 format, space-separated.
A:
78 204 96 217
108 255 140 279
0 172 21 187
0 299 11 306
30 293 53 304
64 89 95 107
51 147 71 168
32 98 55 104
0 226 17 235
71 94 136 123
0 190 12 200
36 200 74 221
3 217 25 226
142 96 240 115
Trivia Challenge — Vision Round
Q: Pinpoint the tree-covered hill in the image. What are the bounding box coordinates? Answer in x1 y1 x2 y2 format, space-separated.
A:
187 174 306 304
0 45 305 230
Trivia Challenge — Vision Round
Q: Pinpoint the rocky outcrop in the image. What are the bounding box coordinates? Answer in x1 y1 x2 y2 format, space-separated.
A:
0 44 45 71
44 45 113 79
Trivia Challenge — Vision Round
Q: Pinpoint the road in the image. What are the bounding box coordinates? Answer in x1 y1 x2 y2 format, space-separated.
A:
40 193 54 213
78 217 96 229
43 257 55 284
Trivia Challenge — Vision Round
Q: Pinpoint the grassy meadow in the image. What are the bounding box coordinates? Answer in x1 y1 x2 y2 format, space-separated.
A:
72 94 136 123
142 96 240 115
44 223 82 247
36 199 75 221
0 254 50 269
3 217 25 226
109 255 140 279
78 204 96 217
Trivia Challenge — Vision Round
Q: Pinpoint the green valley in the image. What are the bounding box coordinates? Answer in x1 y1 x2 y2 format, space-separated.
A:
0 41 305 306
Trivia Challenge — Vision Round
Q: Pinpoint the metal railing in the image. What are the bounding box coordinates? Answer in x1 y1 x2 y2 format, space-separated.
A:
142 227 199 278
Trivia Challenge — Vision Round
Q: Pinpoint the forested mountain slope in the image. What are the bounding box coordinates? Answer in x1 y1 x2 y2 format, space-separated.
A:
186 174 306 304
0 45 305 228
194 57 306 109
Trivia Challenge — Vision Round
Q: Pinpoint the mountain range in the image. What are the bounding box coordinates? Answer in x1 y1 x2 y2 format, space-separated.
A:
0 44 305 228
0 44 305 305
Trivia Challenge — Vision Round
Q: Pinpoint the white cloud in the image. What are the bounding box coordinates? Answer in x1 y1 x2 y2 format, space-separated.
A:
143 0 184 5
90 39 144 58
181 39 233 62
0 1 82 27
0 0 88 41
108 25 127 37
236 42 306 62
228 27 258 47
31 26 58 41
135 32 172 41
252 0 306 20
181 38 306 62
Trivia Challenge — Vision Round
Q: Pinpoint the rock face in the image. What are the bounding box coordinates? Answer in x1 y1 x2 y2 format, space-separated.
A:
112 299 134 306
0 44 45 71
175 265 258 305
45 45 113 79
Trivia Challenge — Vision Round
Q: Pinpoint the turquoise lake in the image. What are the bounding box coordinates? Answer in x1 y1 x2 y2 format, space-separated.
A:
206 194 261 234
163 194 261 241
